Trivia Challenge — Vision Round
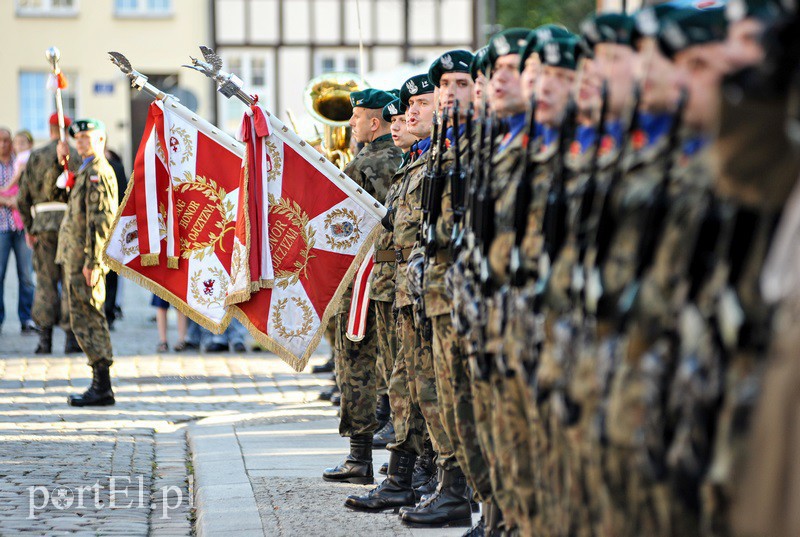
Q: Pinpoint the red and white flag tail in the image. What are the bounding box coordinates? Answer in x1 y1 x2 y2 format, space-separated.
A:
133 101 172 266
228 105 274 305
347 248 375 341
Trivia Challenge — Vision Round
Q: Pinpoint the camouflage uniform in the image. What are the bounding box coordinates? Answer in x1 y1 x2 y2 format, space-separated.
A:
425 132 493 499
55 155 118 364
16 140 79 331
370 156 407 395
390 149 436 457
484 128 542 534
335 133 401 438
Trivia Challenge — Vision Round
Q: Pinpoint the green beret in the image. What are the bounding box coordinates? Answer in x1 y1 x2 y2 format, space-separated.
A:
520 25 574 70
428 50 475 87
535 36 583 71
486 28 532 70
350 88 395 110
388 88 400 99
581 13 637 48
726 0 793 22
633 1 690 41
400 74 435 106
68 118 105 137
470 46 489 80
382 98 407 122
658 5 728 59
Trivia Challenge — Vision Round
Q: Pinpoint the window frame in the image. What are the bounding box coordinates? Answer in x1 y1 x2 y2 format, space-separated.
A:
15 0 79 18
113 0 173 19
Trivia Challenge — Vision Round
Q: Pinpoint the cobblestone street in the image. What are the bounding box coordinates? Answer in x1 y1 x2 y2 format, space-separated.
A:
0 270 332 535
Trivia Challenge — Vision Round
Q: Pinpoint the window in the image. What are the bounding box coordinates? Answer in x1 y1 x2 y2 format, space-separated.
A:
252 57 266 87
16 0 77 16
315 53 360 76
114 0 172 17
19 71 79 138
217 51 273 135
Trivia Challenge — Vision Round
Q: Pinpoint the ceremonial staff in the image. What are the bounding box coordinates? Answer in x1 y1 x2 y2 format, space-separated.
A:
46 47 74 189
46 47 68 141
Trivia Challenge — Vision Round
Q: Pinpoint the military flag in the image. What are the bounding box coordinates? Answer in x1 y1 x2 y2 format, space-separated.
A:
227 105 384 371
104 100 242 331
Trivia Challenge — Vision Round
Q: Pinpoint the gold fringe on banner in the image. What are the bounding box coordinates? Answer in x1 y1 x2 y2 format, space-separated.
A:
140 253 159 266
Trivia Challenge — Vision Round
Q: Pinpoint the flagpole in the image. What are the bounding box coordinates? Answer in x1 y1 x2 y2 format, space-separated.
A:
45 47 67 142
183 47 387 219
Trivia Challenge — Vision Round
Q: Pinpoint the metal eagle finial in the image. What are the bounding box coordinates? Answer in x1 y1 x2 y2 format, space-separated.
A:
182 45 253 105
108 51 133 75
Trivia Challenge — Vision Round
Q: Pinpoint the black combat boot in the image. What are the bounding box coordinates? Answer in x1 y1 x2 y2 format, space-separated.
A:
411 439 437 498
64 331 82 354
344 450 417 512
322 434 374 484
400 465 472 528
375 393 391 430
372 420 395 448
35 327 53 354
462 515 485 537
319 382 339 401
312 356 335 374
67 361 115 407
400 467 441 516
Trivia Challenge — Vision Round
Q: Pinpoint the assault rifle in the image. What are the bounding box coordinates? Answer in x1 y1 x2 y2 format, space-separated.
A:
424 107 451 260
573 81 608 303
448 101 467 250
618 89 687 321
534 95 578 300
472 114 499 381
414 111 445 341
584 83 642 316
509 93 539 288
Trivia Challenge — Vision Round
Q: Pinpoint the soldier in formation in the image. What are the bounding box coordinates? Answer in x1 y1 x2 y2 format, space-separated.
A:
319 1 800 535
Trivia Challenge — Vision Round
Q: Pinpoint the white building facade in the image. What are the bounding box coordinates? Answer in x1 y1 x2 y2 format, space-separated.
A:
213 0 482 135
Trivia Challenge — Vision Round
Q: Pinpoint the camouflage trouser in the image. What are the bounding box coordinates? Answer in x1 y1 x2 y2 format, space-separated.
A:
388 306 426 455
334 310 379 437
702 349 763 537
406 311 454 465
373 300 396 397
31 232 69 330
432 314 493 499
64 267 112 365
325 317 336 359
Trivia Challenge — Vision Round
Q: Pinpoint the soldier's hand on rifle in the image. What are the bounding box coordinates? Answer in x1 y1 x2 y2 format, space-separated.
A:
407 251 425 299
57 140 71 167
83 266 100 287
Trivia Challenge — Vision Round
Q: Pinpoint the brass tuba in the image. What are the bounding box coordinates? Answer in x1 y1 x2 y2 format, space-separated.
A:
304 72 367 169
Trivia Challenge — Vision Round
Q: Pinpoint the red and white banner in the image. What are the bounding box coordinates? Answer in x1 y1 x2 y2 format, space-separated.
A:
228 106 384 371
347 249 375 341
104 101 242 331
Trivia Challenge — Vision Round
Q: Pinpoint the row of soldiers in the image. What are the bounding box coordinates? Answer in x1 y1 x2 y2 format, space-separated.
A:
322 0 800 535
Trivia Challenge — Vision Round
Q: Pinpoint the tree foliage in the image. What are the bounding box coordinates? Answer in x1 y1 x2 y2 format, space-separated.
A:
495 0 597 33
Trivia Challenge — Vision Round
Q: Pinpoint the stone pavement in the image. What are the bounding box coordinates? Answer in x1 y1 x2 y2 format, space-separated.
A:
1 265 477 536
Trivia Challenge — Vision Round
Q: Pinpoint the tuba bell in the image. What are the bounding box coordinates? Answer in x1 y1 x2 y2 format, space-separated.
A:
304 72 367 170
